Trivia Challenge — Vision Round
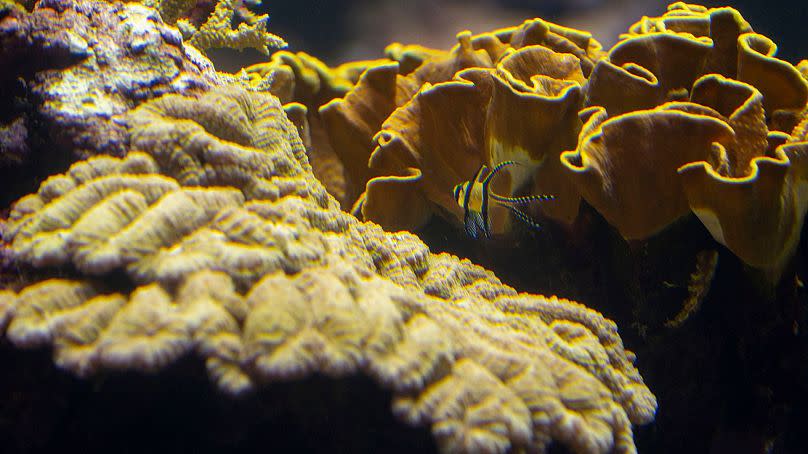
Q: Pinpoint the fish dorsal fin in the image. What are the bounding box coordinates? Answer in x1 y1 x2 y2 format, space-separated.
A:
475 165 490 184
483 160 517 185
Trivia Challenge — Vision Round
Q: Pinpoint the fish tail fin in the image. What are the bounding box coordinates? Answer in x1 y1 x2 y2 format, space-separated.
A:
505 205 543 231
490 192 556 205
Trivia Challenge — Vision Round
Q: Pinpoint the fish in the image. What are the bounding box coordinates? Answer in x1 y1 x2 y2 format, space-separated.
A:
452 160 555 239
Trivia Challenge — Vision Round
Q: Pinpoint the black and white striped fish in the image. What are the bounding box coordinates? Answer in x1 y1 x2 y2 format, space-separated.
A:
452 160 555 239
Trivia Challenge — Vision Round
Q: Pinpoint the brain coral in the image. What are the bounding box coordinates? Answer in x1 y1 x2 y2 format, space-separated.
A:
1 85 655 453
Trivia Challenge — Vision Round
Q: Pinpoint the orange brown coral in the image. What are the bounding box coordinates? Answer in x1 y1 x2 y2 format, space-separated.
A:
308 2 808 277
325 23 598 233
559 102 734 240
283 2 808 279
564 2 808 274
243 51 390 207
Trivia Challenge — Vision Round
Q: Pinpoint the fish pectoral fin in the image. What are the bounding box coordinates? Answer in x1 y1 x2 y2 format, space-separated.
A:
464 212 478 239
469 210 488 239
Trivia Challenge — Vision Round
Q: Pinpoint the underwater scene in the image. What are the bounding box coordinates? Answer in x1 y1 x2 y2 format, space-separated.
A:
0 0 807 452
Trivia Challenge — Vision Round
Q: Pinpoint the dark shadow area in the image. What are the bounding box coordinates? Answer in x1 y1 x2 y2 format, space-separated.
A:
0 343 437 454
417 203 808 453
253 1 806 65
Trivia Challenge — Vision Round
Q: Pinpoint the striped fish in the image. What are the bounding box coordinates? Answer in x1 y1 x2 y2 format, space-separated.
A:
452 160 555 239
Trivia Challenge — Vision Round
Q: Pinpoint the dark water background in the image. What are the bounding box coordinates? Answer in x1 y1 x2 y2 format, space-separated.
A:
213 0 807 71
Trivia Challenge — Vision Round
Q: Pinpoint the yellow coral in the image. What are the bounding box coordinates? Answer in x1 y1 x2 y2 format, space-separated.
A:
319 20 598 233
247 51 381 106
142 0 196 24
359 46 587 233
242 51 391 207
1 86 655 453
319 62 419 205
559 3 808 276
484 45 585 225
0 0 27 13
176 0 286 55
193 2 808 281
564 61 808 275
560 102 734 239
126 85 317 196
679 130 808 273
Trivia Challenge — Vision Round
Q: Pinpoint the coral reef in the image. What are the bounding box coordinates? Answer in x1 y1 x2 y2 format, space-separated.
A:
1 85 655 453
318 20 601 231
564 3 808 276
122 0 286 55
0 0 219 162
304 1 808 278
3 1 808 453
0 117 28 167
244 51 389 207
173 0 286 55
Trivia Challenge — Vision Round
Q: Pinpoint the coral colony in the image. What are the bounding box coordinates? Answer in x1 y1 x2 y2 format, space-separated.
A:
1 0 807 453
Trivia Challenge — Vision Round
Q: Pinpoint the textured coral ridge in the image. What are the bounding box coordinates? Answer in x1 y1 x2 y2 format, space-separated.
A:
239 50 394 208
312 2 808 276
0 86 655 454
166 0 287 55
